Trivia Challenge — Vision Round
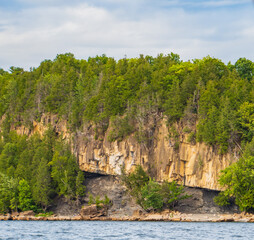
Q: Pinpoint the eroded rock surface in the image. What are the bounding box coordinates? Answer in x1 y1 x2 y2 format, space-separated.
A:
10 114 239 190
84 175 143 217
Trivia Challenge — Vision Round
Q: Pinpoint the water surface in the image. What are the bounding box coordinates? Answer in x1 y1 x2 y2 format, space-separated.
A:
0 221 252 240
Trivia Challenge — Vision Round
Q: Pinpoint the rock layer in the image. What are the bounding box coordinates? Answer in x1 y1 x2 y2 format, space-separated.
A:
10 113 239 191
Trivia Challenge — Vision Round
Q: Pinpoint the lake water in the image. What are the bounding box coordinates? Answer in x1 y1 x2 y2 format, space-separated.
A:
0 221 253 240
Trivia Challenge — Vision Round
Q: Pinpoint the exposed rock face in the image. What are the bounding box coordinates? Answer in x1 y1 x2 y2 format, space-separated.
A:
0 174 239 220
80 204 107 218
174 187 239 214
84 175 143 217
10 113 239 191
19 210 35 217
84 175 238 215
76 118 238 191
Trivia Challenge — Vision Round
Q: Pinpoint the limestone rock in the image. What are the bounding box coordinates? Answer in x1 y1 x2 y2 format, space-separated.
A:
80 205 98 216
10 114 239 191
19 210 35 217
80 204 107 218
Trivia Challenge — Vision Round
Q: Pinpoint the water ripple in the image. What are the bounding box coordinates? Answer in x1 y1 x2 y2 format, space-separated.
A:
0 221 253 240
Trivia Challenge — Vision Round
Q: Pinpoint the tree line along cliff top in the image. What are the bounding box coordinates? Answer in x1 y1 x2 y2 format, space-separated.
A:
0 53 254 154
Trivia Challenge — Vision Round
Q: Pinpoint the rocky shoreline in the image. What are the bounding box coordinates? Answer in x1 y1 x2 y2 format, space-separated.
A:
0 177 247 223
0 177 244 223
1 209 254 223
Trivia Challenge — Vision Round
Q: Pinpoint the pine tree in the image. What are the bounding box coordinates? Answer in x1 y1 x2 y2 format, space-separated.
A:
33 157 51 210
76 171 86 201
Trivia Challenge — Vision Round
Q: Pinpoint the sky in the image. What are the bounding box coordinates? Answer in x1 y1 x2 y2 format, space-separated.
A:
0 0 254 70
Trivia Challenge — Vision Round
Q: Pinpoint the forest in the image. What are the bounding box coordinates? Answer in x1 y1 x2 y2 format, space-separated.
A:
0 129 85 213
0 53 254 212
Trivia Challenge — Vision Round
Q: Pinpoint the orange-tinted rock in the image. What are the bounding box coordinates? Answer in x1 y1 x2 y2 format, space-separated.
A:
80 204 108 219
71 215 82 221
12 114 239 191
80 205 98 216
19 210 35 217
132 209 145 218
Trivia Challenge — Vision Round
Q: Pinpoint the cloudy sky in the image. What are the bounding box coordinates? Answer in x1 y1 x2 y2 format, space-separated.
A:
0 0 254 70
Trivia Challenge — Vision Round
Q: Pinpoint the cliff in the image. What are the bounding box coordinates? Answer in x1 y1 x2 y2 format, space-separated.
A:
10 113 239 191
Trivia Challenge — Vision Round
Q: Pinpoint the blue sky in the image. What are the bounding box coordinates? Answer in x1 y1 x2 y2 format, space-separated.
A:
0 0 254 70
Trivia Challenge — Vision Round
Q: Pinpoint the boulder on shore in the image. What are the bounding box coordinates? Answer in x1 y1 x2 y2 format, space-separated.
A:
80 204 107 218
19 210 35 217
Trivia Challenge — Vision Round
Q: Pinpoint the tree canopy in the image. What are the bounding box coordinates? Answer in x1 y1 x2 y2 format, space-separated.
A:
1 53 254 213
0 130 85 213
1 53 253 153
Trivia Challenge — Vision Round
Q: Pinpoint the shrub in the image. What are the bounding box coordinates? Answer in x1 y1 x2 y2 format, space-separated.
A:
88 193 112 208
214 155 254 212
122 165 190 211
88 192 94 205
187 132 196 144
160 181 190 209
141 180 164 210
35 211 54 217
121 165 149 205
107 115 133 142
183 127 191 133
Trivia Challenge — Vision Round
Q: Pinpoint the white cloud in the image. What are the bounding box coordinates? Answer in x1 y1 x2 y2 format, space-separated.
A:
146 0 251 9
194 0 249 8
0 1 254 70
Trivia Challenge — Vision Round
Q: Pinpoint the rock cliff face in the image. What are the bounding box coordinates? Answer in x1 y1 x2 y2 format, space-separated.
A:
10 113 239 191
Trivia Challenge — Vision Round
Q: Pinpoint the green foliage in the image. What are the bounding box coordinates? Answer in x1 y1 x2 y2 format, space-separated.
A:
183 127 191 133
76 171 86 199
141 179 164 210
87 193 112 208
0 53 254 153
0 130 85 213
238 102 254 141
0 173 19 213
160 181 190 208
107 115 134 142
95 196 103 208
164 77 184 122
49 142 84 199
173 141 180 151
18 179 36 211
103 195 111 205
121 165 149 205
35 211 54 217
168 125 180 151
122 165 189 211
214 192 231 207
88 193 94 205
187 132 196 144
32 157 51 210
234 57 254 81
169 125 180 140
214 142 254 212
2 53 254 213
197 155 204 168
